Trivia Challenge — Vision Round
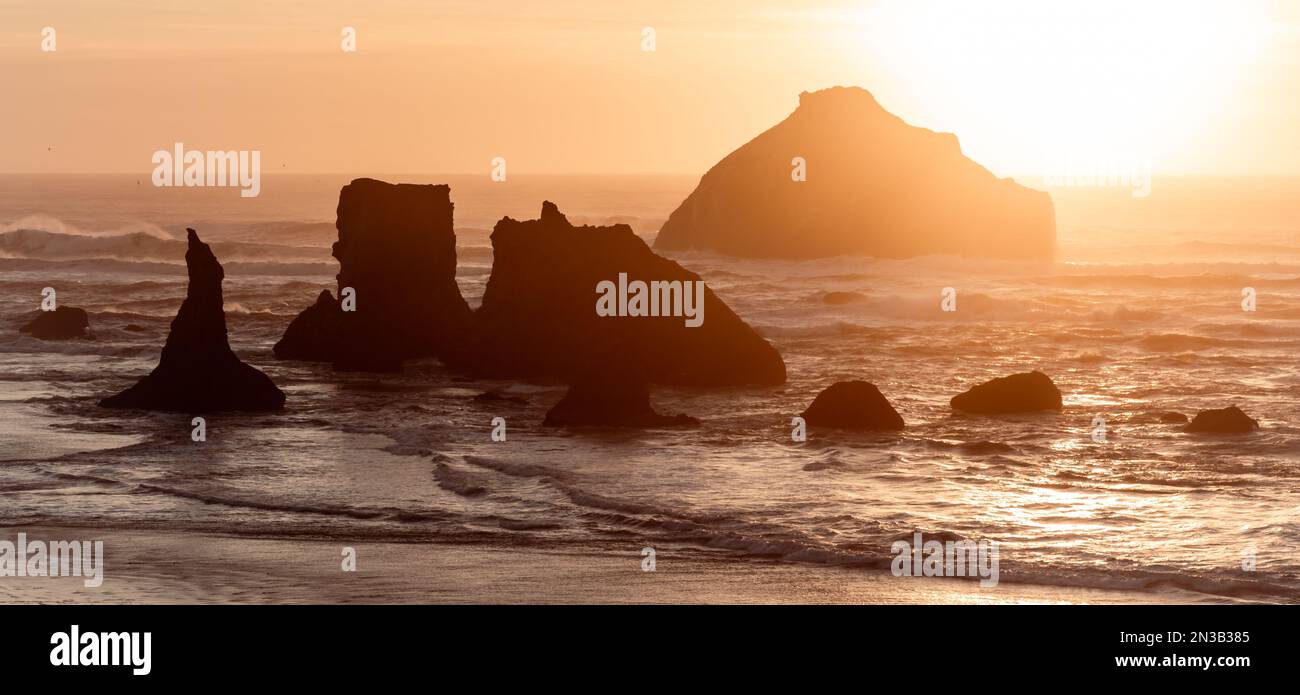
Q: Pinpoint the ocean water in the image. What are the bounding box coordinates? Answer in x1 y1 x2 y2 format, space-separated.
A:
1 174 1297 602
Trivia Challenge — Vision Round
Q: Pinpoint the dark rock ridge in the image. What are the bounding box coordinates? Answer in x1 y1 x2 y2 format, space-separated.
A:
951 371 1062 414
1185 405 1259 434
543 372 699 428
801 381 904 430
654 86 1055 260
274 178 475 372
472 201 786 387
20 306 90 340
100 229 285 412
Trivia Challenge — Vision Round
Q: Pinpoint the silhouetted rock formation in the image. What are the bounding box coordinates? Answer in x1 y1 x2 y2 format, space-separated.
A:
801 381 904 430
100 229 285 412
1185 405 1259 434
655 86 1055 260
543 373 698 428
274 178 474 372
20 306 90 340
473 202 786 387
951 371 1062 414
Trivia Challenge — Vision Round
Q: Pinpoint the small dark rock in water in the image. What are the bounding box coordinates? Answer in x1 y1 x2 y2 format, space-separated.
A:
99 229 285 412
822 291 867 305
474 391 527 405
543 373 698 428
950 370 1062 414
1129 410 1189 425
1185 405 1259 434
801 380 904 430
123 324 148 333
20 306 90 340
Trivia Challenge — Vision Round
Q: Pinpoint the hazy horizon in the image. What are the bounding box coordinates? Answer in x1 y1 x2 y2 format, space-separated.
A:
3 0 1299 177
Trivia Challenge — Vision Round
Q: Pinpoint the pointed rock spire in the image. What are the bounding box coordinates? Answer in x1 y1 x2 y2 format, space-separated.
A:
100 228 285 412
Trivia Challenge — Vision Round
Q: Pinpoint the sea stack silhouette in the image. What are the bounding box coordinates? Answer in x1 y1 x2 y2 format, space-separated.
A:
654 86 1055 259
100 229 285 412
472 201 786 387
274 178 474 371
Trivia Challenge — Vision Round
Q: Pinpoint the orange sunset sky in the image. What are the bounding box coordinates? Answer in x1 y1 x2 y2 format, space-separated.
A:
1 0 1297 176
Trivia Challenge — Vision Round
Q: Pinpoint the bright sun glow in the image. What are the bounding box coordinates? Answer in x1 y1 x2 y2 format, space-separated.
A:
841 0 1271 174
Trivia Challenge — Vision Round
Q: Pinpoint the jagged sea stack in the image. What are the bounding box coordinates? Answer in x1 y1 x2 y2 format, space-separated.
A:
472 202 786 387
654 86 1055 259
274 178 475 371
100 229 284 412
